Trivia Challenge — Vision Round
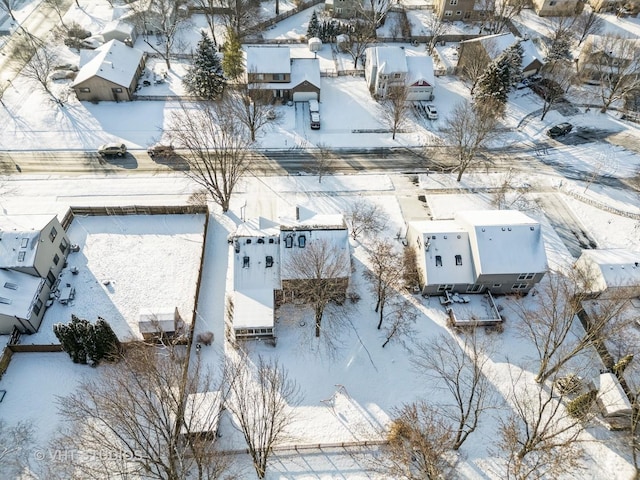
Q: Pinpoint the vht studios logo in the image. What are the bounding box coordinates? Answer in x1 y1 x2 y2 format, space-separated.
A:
33 449 144 462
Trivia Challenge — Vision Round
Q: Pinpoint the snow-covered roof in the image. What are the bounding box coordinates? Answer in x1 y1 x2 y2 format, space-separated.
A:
410 220 475 285
183 391 222 434
455 210 548 276
102 20 135 36
406 55 435 87
576 249 640 291
520 39 543 70
599 372 632 417
138 307 178 335
73 39 144 87
231 216 281 239
461 32 515 59
368 46 408 75
0 215 58 269
0 269 44 320
246 46 291 74
290 58 321 89
279 205 345 229
231 232 281 291
280 228 350 280
583 35 640 60
233 289 275 329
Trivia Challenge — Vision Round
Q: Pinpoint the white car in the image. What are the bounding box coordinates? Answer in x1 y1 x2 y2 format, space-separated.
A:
425 104 438 120
98 143 127 157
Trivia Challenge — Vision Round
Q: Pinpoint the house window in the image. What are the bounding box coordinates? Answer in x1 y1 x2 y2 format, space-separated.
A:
3 282 17 290
336 7 342 13
53 254 60 265
449 0 458 4
435 255 442 267
246 239 252 244
0 297 11 305
49 227 57 242
273 73 284 81
79 87 90 93
512 283 528 290
285 236 293 248
243 256 250 268
518 273 535 280
21 238 28 248
456 10 462 15
445 10 453 16
268 238 274 244
33 298 43 316
493 284 502 288
266 256 274 268
393 73 401 79
455 255 462 266
549 0 556 4
437 284 453 291
59 238 68 253
112 88 123 93
257 238 264 244
256 74 264 81
18 251 25 262
298 235 306 248
467 284 483 293
46 271 56 286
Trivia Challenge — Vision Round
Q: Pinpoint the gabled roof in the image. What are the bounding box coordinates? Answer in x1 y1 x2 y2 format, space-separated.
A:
0 269 44 320
102 20 135 36
246 46 291 74
461 33 542 68
368 46 408 75
576 248 640 290
279 205 346 230
410 220 475 286
582 35 640 60
73 39 144 88
0 215 59 269
406 55 435 87
290 58 321 89
455 210 548 276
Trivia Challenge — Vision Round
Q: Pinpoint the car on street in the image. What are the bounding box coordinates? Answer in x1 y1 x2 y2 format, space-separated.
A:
546 122 573 138
98 143 127 157
147 144 176 159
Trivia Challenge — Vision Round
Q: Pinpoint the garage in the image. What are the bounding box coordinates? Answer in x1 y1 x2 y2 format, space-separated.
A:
292 91 318 102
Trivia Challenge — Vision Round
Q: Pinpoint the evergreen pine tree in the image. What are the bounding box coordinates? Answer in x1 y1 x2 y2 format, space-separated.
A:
307 11 320 39
71 316 91 365
503 42 524 86
95 317 121 362
475 59 510 115
183 31 226 100
222 28 245 82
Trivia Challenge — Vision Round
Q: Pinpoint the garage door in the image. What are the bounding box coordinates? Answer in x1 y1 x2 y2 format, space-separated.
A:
292 91 318 102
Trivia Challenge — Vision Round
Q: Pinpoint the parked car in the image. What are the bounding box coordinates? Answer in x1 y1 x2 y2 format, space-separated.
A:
266 109 276 120
98 143 127 157
308 99 320 113
425 104 438 120
546 122 573 138
310 112 321 130
147 144 175 159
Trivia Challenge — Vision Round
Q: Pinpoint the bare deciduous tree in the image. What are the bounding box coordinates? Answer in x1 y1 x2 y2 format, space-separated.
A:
498 369 588 480
345 199 386 240
219 0 260 39
42 0 69 28
460 52 488 94
537 60 574 121
0 419 34 479
424 13 449 55
582 34 640 112
629 390 640 478
381 298 417 348
224 353 301 479
283 238 350 337
12 34 63 106
168 102 252 212
312 142 335 183
343 21 376 69
364 238 405 329
54 344 231 480
383 401 454 479
358 0 392 36
514 272 635 384
573 8 603 46
441 100 498 182
129 0 189 70
491 168 533 210
222 86 272 142
476 0 528 35
413 330 496 449
0 0 16 20
192 0 220 44
381 85 409 140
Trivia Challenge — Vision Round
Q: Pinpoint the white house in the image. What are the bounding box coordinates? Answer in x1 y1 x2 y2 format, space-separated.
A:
407 210 548 295
227 207 350 342
574 249 640 297
365 46 435 100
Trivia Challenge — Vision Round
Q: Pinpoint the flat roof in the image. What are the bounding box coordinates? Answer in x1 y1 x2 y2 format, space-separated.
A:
233 289 275 329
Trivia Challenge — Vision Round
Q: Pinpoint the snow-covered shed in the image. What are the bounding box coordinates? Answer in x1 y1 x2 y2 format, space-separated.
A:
182 391 222 440
72 39 145 102
101 20 137 46
138 307 184 342
574 249 640 298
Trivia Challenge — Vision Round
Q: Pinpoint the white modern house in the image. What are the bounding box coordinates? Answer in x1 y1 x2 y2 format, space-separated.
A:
365 46 435 100
0 215 71 334
407 210 548 296
227 207 350 342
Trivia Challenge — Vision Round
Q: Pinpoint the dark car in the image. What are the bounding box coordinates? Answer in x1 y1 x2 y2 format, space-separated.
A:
147 144 176 159
546 122 573 138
